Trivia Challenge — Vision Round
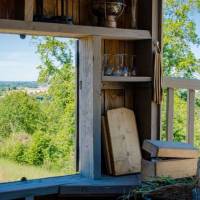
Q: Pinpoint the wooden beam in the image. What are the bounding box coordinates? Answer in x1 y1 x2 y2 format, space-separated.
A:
166 88 174 141
187 89 195 144
79 36 102 179
151 0 163 140
163 77 200 90
25 0 34 22
75 40 80 172
0 19 151 40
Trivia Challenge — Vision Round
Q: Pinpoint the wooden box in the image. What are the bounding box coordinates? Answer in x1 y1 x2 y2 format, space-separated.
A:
142 140 199 180
142 158 198 180
143 140 199 158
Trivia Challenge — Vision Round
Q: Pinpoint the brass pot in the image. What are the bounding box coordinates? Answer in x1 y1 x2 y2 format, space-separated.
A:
92 0 126 28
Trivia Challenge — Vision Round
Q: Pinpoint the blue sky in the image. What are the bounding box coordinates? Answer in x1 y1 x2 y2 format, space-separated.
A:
0 35 41 81
191 10 200 58
0 11 200 81
0 35 75 81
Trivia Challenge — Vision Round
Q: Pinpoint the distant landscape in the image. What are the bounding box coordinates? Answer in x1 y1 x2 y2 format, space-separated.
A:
0 37 76 183
0 81 39 90
0 81 48 96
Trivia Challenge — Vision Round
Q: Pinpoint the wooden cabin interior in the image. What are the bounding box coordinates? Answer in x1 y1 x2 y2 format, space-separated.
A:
0 0 162 199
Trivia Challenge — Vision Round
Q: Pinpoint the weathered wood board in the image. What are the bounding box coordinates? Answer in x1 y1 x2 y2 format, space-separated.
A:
101 116 113 175
142 158 198 180
0 0 24 20
107 108 142 175
143 140 199 158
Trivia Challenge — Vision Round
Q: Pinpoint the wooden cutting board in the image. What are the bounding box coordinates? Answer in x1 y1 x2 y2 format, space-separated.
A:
107 107 142 175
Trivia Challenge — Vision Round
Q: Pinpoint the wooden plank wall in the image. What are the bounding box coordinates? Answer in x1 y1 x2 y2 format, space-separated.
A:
48 0 155 151
32 0 133 27
0 0 24 20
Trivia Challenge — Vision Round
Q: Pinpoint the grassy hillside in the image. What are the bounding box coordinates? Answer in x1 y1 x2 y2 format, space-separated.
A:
0 158 73 183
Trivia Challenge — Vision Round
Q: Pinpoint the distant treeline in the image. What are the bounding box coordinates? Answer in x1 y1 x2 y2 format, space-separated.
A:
0 81 46 90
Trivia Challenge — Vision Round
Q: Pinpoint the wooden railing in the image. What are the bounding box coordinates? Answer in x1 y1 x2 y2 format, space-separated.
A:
162 77 200 144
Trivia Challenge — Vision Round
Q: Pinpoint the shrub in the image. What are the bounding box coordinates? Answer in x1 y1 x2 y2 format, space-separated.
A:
0 91 46 137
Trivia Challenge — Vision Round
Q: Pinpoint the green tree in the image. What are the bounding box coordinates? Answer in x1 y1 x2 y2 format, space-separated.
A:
162 0 200 146
34 37 75 137
0 91 46 137
163 0 200 78
34 37 76 168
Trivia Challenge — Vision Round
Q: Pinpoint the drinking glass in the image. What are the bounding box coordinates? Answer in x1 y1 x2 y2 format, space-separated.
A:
129 55 137 76
103 54 113 76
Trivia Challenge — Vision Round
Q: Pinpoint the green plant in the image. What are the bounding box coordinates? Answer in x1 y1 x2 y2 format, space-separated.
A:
0 91 46 137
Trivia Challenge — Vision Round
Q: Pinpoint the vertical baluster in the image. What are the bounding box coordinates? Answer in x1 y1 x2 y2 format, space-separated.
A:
166 87 174 141
187 89 195 144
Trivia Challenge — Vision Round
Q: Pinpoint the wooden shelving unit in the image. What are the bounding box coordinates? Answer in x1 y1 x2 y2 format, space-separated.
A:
102 76 152 83
0 0 163 185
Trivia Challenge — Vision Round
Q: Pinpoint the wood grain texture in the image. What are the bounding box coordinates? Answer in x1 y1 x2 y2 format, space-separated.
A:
79 36 102 179
142 158 198 180
0 19 151 40
101 116 113 175
107 108 142 175
25 0 34 22
102 76 152 83
187 89 195 144
0 174 140 200
143 140 199 158
163 77 200 90
72 0 80 25
166 88 174 141
0 0 24 20
0 0 7 19
104 90 125 113
43 0 56 16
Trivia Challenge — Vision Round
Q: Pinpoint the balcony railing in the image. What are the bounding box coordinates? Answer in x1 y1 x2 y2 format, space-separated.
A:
162 77 200 145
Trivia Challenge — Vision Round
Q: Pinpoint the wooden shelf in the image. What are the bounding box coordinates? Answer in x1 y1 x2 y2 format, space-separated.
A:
0 19 151 40
102 76 152 83
0 174 140 199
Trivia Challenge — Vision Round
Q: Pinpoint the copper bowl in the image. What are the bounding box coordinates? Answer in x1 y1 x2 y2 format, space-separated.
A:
92 0 126 28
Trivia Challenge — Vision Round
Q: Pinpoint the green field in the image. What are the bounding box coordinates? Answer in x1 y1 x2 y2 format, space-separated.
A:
0 158 73 183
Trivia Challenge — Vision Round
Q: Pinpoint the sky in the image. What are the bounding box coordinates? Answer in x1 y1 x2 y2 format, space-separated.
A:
191 10 200 58
0 35 75 81
0 35 41 81
0 11 200 81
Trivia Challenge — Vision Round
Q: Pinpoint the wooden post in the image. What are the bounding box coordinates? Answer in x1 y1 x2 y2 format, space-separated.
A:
166 88 174 141
79 36 102 179
151 0 163 140
25 0 34 22
187 89 195 144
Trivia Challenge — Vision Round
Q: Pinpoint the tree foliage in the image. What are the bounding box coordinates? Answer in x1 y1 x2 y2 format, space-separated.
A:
162 0 200 146
0 91 46 137
0 37 76 171
163 0 200 78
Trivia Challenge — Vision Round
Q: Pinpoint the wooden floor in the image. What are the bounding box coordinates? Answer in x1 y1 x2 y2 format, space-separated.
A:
0 174 140 200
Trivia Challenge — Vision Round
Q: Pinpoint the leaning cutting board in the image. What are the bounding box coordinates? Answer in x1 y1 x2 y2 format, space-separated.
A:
107 107 142 175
